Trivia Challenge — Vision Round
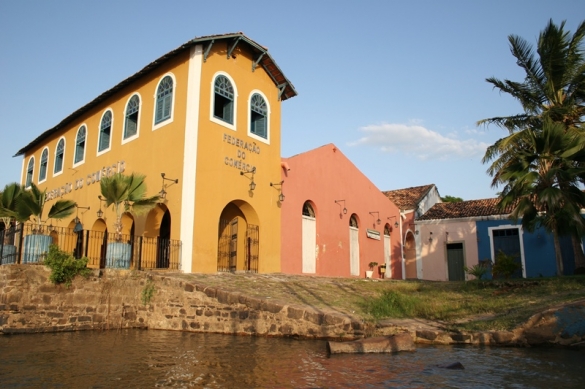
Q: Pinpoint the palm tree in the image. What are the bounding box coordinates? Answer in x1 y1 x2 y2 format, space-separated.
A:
488 119 585 276
480 19 585 271
16 182 76 232
99 172 160 241
0 183 25 229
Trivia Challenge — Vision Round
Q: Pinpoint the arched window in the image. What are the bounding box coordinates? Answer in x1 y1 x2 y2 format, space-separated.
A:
26 157 34 188
213 75 234 124
250 93 267 139
39 148 48 182
98 111 112 152
54 138 65 174
74 126 86 164
350 214 359 228
384 224 391 236
124 94 140 139
302 201 315 217
155 75 173 124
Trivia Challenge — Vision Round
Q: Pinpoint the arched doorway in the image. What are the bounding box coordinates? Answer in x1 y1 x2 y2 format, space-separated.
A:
144 204 173 269
89 219 108 269
349 214 360 276
217 201 259 273
404 231 417 279
157 209 171 268
302 201 316 273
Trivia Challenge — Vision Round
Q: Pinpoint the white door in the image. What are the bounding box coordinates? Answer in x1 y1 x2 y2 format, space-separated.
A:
302 215 316 273
384 234 391 278
350 226 359 276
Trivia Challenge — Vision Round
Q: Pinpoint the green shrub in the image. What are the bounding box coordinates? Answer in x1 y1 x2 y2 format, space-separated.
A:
464 262 489 280
492 250 522 279
43 244 91 287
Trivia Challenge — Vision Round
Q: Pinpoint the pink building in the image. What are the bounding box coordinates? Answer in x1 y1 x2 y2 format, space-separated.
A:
383 184 442 279
280 144 402 279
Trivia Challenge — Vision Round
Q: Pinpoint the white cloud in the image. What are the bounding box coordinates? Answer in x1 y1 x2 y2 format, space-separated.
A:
349 123 490 160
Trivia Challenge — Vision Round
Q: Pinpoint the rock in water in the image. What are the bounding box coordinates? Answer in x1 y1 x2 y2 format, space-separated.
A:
327 333 415 354
437 362 465 370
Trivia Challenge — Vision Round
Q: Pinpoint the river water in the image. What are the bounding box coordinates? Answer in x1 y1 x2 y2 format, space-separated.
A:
0 330 583 388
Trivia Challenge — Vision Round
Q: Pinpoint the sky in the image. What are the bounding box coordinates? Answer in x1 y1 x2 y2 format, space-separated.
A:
1 0 584 201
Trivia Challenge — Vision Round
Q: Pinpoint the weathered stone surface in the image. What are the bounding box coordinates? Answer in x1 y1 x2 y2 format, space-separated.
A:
328 334 415 354
416 330 438 341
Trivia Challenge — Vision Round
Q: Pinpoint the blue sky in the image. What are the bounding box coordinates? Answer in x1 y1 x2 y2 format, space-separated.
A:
1 0 583 200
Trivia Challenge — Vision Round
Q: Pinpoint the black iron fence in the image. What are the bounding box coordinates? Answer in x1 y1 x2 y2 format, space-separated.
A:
0 223 181 271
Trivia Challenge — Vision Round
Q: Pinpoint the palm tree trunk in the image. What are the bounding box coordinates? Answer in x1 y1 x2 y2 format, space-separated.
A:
553 229 565 276
572 234 585 271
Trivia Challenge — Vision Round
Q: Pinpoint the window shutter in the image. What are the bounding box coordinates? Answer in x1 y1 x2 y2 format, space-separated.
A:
163 95 172 120
224 101 233 124
155 97 164 123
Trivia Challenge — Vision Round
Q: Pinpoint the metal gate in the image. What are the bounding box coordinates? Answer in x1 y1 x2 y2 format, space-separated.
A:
245 224 259 273
447 243 465 281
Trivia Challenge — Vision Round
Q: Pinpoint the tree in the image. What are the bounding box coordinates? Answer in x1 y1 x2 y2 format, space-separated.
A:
486 119 585 276
479 19 585 272
0 183 25 228
16 182 76 232
99 172 160 240
441 195 464 203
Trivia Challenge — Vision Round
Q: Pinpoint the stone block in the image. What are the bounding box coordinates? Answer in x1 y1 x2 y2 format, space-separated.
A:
328 334 415 354
287 306 304 320
416 330 438 341
451 333 472 343
78 316 92 322
245 297 262 310
23 305 36 311
184 284 194 292
491 331 515 344
47 312 64 318
279 324 293 335
69 317 77 323
92 314 104 323
196 309 203 316
190 322 200 329
204 287 217 298
304 310 324 325
323 314 345 326
262 300 284 314
204 310 213 317
238 311 249 320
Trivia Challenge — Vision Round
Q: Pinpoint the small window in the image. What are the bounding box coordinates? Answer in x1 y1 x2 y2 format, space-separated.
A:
26 157 34 188
98 111 112 152
350 215 359 228
39 148 48 182
302 202 315 217
155 76 173 124
250 93 267 139
74 126 86 164
54 138 64 174
124 95 140 139
213 75 234 124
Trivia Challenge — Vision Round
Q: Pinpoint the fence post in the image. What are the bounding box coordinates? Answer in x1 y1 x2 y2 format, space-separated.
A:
137 236 143 270
17 224 24 264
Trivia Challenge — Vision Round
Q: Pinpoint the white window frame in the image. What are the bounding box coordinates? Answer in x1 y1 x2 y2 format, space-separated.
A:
25 156 35 188
247 90 270 145
97 109 114 156
152 73 176 131
488 224 527 278
122 93 142 144
73 124 87 168
209 71 237 131
53 137 65 177
38 147 49 184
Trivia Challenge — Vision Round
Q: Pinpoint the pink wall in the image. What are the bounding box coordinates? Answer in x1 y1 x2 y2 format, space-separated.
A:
280 144 402 279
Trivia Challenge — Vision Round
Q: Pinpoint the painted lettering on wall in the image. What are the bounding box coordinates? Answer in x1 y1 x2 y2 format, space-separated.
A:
223 133 259 173
45 161 126 201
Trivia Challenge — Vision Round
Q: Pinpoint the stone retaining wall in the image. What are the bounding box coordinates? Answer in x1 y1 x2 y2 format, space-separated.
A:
0 265 364 339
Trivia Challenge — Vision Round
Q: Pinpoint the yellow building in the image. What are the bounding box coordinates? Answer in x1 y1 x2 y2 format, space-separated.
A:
14 32 297 273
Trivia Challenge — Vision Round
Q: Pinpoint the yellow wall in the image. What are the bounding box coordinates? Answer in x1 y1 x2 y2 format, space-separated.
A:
190 44 282 273
20 52 190 241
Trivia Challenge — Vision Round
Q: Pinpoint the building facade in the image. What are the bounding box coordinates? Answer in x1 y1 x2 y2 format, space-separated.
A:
280 144 402 279
14 33 296 273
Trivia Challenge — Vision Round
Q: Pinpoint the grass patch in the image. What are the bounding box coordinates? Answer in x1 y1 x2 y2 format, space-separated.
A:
361 277 585 331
